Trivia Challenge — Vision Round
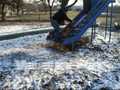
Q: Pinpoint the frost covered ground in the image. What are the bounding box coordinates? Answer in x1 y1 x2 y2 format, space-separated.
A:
0 23 50 35
0 25 120 90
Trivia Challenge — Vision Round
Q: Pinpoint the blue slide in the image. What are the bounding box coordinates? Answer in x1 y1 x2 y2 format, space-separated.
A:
63 0 114 45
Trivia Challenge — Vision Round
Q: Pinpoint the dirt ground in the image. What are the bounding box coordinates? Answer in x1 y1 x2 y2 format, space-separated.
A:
0 21 50 26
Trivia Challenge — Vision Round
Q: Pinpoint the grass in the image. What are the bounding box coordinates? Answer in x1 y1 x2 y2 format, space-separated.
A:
1 11 120 25
18 14 49 21
67 11 79 19
97 16 120 25
1 11 78 22
68 11 120 25
6 14 50 21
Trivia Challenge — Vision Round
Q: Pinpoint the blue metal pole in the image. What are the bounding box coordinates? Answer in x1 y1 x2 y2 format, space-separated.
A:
91 25 94 44
109 2 113 43
105 7 109 38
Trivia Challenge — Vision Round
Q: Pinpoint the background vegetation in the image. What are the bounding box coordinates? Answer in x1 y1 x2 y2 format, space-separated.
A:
0 0 120 25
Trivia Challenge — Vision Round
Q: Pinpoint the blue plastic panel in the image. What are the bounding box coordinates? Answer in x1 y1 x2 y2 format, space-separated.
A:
63 0 113 45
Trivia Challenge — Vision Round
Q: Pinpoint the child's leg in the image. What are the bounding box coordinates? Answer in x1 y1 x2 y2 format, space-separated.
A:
51 19 61 31
65 15 72 23
83 0 91 14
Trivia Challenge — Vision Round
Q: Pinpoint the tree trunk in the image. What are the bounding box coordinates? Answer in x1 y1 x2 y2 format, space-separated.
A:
16 0 20 16
61 0 69 8
1 4 6 21
17 5 20 16
49 6 52 20
38 10 41 21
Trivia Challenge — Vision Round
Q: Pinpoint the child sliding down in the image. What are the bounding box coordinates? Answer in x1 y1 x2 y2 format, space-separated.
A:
47 0 77 42
47 0 91 46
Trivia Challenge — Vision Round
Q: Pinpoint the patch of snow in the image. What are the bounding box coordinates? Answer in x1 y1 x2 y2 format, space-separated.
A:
0 27 119 89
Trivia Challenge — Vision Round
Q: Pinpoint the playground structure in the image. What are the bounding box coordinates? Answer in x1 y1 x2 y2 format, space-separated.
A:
47 0 115 50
